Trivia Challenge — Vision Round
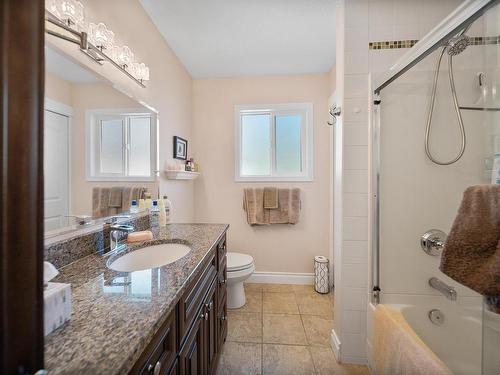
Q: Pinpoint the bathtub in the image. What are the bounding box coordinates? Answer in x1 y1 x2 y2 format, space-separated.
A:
375 294 483 375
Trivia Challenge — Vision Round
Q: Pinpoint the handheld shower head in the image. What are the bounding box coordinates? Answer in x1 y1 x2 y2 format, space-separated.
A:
446 34 470 56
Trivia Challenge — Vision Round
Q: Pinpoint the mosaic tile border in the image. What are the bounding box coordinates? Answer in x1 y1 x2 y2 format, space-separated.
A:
369 36 500 50
469 36 500 45
369 40 419 50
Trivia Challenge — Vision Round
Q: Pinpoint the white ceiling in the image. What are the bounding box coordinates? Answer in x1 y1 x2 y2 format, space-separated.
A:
140 0 336 78
45 46 100 83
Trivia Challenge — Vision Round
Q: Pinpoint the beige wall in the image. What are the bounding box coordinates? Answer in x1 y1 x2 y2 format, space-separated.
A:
46 0 194 222
192 75 331 273
45 72 73 106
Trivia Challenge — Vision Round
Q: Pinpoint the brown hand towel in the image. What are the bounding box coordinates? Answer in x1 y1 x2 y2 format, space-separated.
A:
269 188 301 224
263 187 279 209
243 188 269 225
92 187 111 218
121 187 133 212
440 185 500 297
109 187 123 208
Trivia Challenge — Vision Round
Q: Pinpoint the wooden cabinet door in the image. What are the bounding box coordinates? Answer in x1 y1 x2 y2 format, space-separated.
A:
179 313 205 375
204 280 218 375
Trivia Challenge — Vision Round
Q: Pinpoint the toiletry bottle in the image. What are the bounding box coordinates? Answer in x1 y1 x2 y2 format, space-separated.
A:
158 199 167 227
163 195 172 223
138 199 146 212
130 200 138 214
150 200 160 228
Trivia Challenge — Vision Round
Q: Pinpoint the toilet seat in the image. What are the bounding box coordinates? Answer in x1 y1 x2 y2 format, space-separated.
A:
227 252 254 272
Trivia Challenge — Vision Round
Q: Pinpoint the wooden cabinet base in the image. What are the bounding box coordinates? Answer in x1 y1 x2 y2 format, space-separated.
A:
130 233 227 375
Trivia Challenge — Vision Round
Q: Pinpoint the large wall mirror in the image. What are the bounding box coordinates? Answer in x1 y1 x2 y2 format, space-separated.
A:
44 44 158 237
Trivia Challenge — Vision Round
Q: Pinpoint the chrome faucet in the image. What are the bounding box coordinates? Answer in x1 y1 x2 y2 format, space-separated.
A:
109 224 134 251
429 277 457 301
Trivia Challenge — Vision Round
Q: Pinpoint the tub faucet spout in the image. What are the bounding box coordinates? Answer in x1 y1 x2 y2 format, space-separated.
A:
429 277 457 301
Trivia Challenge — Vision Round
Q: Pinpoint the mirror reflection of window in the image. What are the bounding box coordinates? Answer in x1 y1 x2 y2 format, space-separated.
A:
90 111 156 180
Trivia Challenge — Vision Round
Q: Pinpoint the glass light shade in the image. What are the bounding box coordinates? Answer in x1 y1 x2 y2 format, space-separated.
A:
139 64 150 81
128 62 140 78
46 0 59 17
89 22 114 50
115 45 134 66
56 0 84 26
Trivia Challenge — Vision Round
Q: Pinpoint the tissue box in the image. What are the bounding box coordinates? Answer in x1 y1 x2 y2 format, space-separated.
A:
44 282 71 336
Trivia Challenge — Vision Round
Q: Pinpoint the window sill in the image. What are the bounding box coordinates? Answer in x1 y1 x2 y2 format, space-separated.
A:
85 176 157 182
235 175 313 182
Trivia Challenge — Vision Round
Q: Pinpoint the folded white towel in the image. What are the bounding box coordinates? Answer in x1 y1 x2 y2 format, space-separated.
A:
44 261 59 285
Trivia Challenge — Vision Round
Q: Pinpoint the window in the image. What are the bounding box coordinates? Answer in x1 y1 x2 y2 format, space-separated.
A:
86 109 157 181
235 103 313 181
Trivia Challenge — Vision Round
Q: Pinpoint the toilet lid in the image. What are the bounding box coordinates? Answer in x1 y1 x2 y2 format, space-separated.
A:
227 252 254 272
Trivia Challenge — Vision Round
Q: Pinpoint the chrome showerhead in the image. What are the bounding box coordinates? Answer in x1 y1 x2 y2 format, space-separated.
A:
446 34 470 56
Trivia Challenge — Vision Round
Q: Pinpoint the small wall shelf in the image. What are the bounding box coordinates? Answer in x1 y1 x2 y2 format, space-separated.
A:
165 170 201 180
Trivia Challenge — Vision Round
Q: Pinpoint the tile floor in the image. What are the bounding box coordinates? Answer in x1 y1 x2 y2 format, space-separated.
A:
216 283 369 375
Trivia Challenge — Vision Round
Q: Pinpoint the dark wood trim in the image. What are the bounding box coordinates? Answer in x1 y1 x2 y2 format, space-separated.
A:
1 1 45 373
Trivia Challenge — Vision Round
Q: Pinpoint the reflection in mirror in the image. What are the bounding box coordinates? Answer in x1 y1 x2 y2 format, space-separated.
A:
44 45 158 236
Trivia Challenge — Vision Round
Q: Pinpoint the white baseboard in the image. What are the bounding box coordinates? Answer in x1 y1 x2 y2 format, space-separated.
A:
330 328 341 361
247 271 314 285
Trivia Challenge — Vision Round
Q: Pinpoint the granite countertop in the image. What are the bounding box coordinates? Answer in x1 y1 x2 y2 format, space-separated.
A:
44 223 229 375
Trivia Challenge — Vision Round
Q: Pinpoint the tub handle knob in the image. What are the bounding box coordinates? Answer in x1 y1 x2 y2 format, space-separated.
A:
421 229 447 256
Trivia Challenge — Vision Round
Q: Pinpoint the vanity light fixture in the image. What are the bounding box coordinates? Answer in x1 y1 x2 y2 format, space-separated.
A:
45 1 150 87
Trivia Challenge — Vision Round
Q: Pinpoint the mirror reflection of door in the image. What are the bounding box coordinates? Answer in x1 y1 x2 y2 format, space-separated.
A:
44 103 70 231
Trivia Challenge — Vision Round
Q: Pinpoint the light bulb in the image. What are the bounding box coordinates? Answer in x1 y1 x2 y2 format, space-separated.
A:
115 45 134 67
56 0 84 27
89 22 114 50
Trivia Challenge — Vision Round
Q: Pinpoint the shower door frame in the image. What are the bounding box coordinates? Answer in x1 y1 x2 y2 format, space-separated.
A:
369 0 499 304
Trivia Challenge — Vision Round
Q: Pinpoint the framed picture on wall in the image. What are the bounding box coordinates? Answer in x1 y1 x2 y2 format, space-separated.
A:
173 136 188 160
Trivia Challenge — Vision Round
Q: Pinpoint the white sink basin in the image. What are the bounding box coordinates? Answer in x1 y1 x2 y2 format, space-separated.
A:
108 243 191 272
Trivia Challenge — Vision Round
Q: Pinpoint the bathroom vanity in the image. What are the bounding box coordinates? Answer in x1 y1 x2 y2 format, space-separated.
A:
44 224 228 375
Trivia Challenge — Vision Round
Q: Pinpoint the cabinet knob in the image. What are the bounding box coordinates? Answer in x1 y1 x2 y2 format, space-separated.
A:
204 312 209 320
219 278 226 285
153 360 161 375
205 301 213 311
221 315 227 321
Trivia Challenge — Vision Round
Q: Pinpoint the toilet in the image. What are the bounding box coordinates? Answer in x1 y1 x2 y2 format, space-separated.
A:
226 252 255 309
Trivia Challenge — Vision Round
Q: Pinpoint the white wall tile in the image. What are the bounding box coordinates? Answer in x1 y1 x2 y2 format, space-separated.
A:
344 74 369 99
345 27 369 51
344 193 368 217
394 23 420 40
343 263 368 287
342 240 369 264
344 124 368 146
343 216 368 241
343 145 368 170
342 310 367 334
369 24 394 41
368 0 394 28
345 50 369 74
344 98 368 123
345 0 369 29
343 170 369 193
343 287 368 310
342 333 367 358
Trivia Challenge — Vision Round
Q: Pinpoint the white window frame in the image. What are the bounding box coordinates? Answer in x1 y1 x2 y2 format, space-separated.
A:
86 108 158 182
234 103 314 182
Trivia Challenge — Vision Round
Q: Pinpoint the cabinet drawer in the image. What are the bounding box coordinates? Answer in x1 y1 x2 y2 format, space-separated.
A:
131 309 177 375
178 250 217 345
